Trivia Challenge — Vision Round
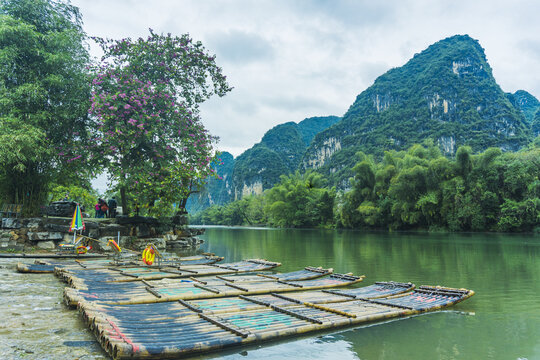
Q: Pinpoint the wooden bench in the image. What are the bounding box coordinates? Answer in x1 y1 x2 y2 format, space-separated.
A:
0 204 23 218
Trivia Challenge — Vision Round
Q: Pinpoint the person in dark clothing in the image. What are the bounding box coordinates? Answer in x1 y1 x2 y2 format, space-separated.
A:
108 197 117 218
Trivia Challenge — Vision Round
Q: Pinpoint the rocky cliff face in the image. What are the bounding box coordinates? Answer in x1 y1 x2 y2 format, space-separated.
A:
231 116 340 200
186 152 235 213
303 35 533 186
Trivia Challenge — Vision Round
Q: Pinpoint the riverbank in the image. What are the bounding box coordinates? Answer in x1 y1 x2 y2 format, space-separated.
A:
0 216 204 252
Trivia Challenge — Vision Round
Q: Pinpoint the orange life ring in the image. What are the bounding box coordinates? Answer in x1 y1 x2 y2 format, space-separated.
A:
76 245 88 254
142 246 155 265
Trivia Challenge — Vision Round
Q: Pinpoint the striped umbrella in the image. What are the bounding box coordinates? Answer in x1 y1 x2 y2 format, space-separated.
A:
69 203 85 233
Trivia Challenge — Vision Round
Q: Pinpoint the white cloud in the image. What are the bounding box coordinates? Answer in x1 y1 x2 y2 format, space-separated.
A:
73 0 540 161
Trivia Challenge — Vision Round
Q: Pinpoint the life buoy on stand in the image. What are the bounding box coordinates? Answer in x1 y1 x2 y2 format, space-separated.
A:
142 246 155 265
76 245 92 254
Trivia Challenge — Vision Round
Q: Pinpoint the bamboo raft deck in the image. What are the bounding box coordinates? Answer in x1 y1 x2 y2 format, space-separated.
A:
0 252 108 259
15 254 224 274
75 284 474 359
11 255 475 359
63 270 364 307
55 259 281 285
78 282 414 331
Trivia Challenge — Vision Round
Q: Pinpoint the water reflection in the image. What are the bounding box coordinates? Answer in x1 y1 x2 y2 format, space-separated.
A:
199 228 540 360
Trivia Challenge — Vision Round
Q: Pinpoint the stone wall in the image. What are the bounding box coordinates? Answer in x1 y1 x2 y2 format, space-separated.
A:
0 216 204 252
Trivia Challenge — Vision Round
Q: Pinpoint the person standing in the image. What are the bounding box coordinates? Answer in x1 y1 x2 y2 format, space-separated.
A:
108 197 117 218
94 201 101 218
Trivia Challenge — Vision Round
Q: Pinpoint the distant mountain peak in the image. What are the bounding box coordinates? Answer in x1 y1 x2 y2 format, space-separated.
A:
507 90 540 122
303 34 531 186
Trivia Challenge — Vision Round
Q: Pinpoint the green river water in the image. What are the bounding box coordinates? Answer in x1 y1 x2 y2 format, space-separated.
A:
1 227 539 359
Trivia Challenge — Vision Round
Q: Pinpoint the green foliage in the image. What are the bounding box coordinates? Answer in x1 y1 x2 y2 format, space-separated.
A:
233 144 289 193
0 0 91 215
339 142 540 232
532 111 540 138
191 172 335 228
264 171 335 228
193 142 540 232
49 184 96 214
297 116 341 145
497 198 540 231
190 195 267 226
506 90 540 123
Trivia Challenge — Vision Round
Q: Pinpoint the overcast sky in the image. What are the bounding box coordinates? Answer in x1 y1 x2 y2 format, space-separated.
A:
72 0 540 159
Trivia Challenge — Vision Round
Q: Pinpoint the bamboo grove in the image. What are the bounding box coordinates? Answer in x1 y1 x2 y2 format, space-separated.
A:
191 139 540 232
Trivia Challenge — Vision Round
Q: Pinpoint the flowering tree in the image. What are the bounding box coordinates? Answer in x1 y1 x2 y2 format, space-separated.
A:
90 30 231 215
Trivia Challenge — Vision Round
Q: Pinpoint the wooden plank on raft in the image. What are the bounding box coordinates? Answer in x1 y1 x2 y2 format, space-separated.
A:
198 313 251 338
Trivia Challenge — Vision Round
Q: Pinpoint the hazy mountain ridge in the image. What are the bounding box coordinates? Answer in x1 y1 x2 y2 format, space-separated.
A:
186 116 340 212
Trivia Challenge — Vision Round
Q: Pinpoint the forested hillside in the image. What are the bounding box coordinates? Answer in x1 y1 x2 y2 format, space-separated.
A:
192 141 540 232
232 116 340 198
303 35 533 188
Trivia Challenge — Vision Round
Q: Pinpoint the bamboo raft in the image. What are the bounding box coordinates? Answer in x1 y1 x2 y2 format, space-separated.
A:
16 254 224 274
78 282 415 326
56 259 281 285
12 255 475 359
64 271 364 307
0 252 108 259
76 283 474 359
47 254 223 269
63 267 333 294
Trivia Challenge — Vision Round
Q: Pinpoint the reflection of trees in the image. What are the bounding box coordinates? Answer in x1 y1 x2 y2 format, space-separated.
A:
201 228 540 359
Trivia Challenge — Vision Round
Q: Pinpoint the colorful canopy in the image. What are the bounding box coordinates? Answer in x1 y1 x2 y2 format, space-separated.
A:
69 203 85 232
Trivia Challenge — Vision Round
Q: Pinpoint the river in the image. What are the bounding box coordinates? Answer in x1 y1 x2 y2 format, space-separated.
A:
1 228 539 359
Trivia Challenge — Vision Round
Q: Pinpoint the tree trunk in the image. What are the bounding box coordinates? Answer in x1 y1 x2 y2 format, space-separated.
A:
120 185 129 215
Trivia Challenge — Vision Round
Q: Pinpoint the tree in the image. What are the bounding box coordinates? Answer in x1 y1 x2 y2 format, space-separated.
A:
90 30 231 215
264 171 334 227
0 0 91 215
